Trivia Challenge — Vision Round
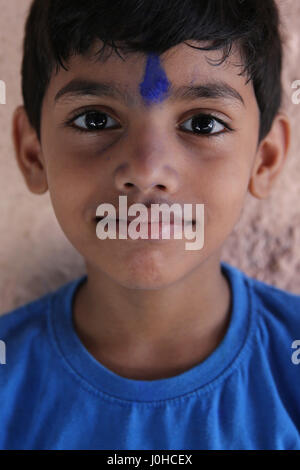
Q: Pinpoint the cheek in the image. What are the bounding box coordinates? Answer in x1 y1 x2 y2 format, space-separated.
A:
41 133 117 250
43 121 94 193
194 155 251 239
41 141 87 235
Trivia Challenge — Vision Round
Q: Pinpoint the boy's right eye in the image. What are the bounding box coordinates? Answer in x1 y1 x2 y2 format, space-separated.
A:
71 111 120 132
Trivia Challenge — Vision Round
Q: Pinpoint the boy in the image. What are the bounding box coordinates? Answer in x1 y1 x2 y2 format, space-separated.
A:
0 0 299 450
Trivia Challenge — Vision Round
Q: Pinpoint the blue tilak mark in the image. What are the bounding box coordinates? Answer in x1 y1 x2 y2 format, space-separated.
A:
139 54 170 105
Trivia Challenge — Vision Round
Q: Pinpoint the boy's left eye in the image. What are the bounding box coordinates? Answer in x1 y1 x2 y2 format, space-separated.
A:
72 111 119 131
179 114 227 136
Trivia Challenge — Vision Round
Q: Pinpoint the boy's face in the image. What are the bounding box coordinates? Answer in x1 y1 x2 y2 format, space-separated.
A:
16 41 267 288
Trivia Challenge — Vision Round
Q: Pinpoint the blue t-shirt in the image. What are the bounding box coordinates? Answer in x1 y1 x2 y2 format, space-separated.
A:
0 261 300 450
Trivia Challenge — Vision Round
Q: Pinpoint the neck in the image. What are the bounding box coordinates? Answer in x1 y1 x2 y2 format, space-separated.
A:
72 253 232 379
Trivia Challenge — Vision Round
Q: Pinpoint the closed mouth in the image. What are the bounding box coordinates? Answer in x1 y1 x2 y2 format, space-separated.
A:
95 216 195 226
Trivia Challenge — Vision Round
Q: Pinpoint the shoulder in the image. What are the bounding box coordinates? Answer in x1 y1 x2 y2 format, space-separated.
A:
0 276 82 355
0 276 87 390
246 272 300 329
0 290 54 378
223 261 300 323
222 261 300 348
240 269 300 364
0 291 52 342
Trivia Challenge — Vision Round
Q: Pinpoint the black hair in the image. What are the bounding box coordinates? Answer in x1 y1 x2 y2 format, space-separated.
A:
21 0 284 144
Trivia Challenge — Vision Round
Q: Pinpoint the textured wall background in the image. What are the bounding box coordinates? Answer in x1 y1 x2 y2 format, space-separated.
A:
0 0 299 315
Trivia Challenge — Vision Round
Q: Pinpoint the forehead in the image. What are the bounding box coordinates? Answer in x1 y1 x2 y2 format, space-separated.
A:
45 40 256 110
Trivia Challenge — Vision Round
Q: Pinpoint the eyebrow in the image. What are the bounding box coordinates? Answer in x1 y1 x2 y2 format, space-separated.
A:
54 78 245 107
54 79 134 105
169 81 245 107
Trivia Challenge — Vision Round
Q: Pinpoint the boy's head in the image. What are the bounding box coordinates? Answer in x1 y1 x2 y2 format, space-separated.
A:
12 0 290 288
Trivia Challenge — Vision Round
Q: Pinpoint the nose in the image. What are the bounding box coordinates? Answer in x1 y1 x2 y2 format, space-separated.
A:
114 121 180 195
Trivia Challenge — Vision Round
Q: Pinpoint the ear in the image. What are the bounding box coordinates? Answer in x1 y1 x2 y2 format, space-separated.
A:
12 105 48 194
248 112 291 199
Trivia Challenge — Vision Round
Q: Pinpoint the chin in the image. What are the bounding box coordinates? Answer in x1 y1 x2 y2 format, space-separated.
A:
103 259 191 291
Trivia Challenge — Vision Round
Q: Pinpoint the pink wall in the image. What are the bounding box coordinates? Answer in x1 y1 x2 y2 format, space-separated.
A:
0 0 299 315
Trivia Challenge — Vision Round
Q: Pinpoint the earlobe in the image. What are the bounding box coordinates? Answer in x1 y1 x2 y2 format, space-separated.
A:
248 112 291 200
12 105 48 195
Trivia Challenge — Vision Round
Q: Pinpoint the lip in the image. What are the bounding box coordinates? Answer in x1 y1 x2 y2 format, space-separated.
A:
95 215 195 224
95 217 194 226
124 207 184 223
94 217 195 241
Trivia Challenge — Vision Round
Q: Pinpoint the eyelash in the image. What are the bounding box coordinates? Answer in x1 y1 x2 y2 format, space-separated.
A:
64 108 234 138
